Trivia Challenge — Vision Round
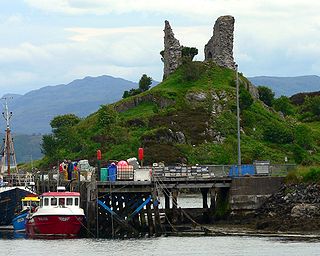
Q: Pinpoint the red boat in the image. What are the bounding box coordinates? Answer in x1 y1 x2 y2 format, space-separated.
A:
26 190 85 238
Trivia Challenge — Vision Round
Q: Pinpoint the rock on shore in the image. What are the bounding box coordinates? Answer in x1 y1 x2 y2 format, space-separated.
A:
255 183 320 231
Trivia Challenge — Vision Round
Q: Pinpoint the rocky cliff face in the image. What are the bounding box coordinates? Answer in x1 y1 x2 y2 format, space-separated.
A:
162 20 182 80
204 15 236 70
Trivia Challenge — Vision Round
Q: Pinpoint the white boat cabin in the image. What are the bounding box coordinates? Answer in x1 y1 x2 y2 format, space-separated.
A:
39 192 81 208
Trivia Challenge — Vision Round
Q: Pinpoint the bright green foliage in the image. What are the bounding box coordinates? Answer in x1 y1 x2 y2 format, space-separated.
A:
239 86 254 110
258 86 275 106
50 114 81 130
98 105 118 128
263 122 294 144
301 96 320 121
302 167 320 182
39 61 320 168
273 96 295 116
294 124 313 149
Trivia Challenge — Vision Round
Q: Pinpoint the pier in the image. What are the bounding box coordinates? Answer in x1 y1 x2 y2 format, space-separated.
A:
8 163 293 238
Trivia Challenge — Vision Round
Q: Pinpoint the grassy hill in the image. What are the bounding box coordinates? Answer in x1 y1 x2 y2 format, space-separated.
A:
39 61 320 168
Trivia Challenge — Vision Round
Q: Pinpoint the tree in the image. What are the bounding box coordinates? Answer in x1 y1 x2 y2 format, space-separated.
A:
98 105 118 128
181 46 198 61
257 86 275 107
122 90 129 98
50 114 81 131
302 96 320 117
139 74 152 92
273 96 294 116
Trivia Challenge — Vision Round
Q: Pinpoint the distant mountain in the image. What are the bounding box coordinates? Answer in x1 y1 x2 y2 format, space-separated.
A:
248 75 320 96
5 75 139 134
0 75 142 163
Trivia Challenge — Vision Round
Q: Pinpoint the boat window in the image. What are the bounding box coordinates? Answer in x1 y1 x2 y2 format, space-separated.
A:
40 199 43 207
75 198 79 206
66 198 73 206
23 201 28 206
51 198 57 206
44 198 49 206
59 198 65 206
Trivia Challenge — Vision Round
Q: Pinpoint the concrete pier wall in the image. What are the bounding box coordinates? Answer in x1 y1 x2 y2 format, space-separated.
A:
229 177 284 211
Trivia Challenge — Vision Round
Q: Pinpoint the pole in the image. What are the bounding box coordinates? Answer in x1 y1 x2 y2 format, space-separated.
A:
235 64 241 176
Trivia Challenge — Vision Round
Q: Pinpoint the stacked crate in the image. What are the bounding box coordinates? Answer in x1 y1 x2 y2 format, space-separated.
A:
117 165 134 180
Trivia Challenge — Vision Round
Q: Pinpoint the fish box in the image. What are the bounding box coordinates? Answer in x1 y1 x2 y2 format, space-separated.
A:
134 168 151 181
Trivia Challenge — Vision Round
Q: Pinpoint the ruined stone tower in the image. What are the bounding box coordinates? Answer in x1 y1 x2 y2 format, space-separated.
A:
162 20 182 80
204 15 236 70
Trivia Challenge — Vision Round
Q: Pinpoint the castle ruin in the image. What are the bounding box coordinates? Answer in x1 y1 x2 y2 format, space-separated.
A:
204 15 236 70
162 20 182 80
162 15 236 80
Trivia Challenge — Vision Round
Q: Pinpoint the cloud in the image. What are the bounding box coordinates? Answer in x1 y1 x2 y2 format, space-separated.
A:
24 0 320 20
0 71 38 94
1 0 319 94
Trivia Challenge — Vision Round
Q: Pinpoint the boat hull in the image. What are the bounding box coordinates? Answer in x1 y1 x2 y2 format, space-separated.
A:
12 211 28 231
0 187 33 226
26 215 84 238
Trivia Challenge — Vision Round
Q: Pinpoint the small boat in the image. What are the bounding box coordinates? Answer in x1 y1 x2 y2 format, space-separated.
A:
12 195 40 232
26 188 85 238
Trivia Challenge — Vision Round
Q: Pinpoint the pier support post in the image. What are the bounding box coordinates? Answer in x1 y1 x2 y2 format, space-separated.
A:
215 187 230 219
164 190 170 209
210 188 216 211
201 188 209 208
172 189 179 223
146 201 155 236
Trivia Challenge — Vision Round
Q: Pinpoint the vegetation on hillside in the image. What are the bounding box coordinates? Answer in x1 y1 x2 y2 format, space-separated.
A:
39 61 320 169
122 74 152 98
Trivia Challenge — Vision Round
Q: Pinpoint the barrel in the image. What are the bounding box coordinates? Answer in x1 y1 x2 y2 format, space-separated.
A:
100 168 108 181
108 164 117 182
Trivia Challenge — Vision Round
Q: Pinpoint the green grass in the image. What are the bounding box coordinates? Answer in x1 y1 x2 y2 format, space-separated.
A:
119 102 158 120
38 61 320 171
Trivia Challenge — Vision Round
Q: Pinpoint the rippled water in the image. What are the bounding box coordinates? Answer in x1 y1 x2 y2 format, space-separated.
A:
0 234 320 256
1 194 320 256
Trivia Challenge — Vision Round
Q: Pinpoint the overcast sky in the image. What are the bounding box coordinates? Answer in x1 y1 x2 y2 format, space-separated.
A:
1 0 320 95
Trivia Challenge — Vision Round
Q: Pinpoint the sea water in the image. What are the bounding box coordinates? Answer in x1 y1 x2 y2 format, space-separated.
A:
1 194 319 256
0 234 319 256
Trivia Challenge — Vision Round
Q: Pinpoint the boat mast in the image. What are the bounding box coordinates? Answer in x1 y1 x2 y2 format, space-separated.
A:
1 97 17 177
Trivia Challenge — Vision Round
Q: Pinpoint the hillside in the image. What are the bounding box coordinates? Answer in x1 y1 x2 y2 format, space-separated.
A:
39 61 320 167
248 75 320 96
7 75 138 134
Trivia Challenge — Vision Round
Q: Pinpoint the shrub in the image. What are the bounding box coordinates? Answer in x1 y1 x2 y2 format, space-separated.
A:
181 61 205 81
273 96 295 116
302 167 320 183
239 86 254 110
258 86 275 106
294 124 313 149
263 122 294 144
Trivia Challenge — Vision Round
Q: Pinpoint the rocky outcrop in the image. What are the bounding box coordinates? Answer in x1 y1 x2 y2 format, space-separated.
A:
162 20 182 80
204 15 235 70
256 183 320 231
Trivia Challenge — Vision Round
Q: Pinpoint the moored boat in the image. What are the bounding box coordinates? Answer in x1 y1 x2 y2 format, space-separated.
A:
26 189 85 238
12 195 40 232
0 185 35 226
0 97 36 226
